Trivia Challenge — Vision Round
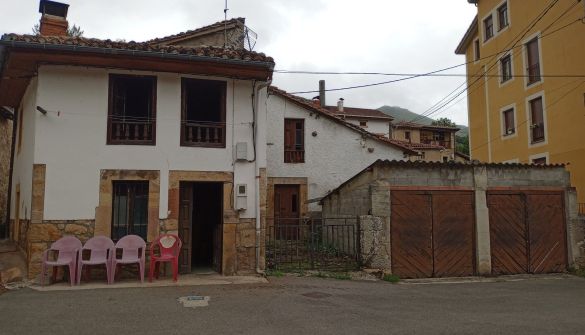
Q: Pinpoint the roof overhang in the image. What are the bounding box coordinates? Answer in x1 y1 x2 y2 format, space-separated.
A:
0 40 274 107
455 15 478 55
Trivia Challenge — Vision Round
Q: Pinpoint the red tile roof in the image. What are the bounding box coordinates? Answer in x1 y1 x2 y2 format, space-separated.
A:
268 86 418 155
324 106 393 120
0 33 274 64
146 18 246 46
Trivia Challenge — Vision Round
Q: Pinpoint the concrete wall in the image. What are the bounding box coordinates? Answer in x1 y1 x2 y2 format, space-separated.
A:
31 65 265 220
266 94 405 212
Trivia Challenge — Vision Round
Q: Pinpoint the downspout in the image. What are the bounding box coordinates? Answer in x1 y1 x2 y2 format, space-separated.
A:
253 78 271 275
4 108 17 239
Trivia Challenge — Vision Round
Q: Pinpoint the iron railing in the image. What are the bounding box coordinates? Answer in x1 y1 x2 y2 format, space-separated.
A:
527 63 541 84
266 217 359 272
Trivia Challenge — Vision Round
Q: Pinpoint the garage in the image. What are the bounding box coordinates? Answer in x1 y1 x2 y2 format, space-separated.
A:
391 190 475 279
488 191 567 275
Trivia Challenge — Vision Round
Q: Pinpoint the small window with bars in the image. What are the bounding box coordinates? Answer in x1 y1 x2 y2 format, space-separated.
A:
111 181 149 241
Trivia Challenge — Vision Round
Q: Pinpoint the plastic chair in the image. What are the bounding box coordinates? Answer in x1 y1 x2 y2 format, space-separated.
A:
77 236 115 285
149 234 182 282
41 236 82 286
110 235 146 284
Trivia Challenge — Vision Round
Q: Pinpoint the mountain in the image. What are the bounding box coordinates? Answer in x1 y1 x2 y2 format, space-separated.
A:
378 105 468 137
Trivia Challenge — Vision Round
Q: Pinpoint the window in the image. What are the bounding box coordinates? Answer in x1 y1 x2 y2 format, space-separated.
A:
502 108 515 135
474 39 481 61
532 157 547 165
359 121 368 127
284 119 304 163
442 156 449 163
526 37 541 85
108 74 156 145
405 131 411 141
529 97 545 143
498 3 509 30
500 54 512 83
484 15 494 41
111 181 149 241
181 78 226 147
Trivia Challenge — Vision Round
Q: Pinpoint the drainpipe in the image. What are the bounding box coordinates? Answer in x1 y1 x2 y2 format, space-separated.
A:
4 107 16 239
253 78 271 275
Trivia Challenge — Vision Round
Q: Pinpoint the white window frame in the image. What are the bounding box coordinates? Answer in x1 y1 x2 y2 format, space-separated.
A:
482 13 495 43
498 52 514 87
500 103 517 140
525 91 547 148
522 31 544 89
503 158 519 164
481 0 511 46
529 152 549 164
473 38 481 63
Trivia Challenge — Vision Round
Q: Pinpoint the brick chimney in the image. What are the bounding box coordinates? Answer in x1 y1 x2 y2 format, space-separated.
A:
38 0 69 36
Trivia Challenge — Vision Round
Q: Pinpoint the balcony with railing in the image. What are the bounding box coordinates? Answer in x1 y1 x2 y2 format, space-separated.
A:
181 121 225 147
527 63 541 85
285 150 305 163
530 122 545 143
108 119 155 145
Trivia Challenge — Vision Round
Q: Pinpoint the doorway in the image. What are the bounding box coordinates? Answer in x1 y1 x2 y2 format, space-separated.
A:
178 182 223 274
274 184 300 239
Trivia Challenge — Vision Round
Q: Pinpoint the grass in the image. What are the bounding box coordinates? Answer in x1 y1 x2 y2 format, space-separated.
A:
382 274 400 283
568 267 585 278
265 269 284 277
311 271 351 280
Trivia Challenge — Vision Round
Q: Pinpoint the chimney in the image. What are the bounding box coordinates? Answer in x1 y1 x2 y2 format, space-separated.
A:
318 80 326 108
312 96 320 106
38 0 69 36
337 98 344 112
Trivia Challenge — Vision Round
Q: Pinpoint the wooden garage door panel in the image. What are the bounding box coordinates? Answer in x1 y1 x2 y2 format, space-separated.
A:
391 192 433 279
488 194 528 275
527 194 566 273
432 193 475 277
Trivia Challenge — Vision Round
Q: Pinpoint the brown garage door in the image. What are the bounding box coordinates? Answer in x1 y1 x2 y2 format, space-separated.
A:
391 191 475 279
487 191 567 275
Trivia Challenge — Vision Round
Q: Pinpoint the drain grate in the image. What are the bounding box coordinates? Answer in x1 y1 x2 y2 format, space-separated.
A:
178 295 210 308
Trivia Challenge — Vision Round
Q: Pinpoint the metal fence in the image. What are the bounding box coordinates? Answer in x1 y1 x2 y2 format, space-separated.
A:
266 217 359 272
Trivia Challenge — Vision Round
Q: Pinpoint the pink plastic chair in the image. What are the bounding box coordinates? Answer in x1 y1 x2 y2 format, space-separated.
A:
77 236 115 285
110 235 146 284
149 234 182 282
41 236 82 286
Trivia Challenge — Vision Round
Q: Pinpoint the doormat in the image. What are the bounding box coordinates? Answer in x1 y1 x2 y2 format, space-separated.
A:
178 295 210 308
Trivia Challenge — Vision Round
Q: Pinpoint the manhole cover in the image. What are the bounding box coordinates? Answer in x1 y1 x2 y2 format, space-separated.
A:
178 295 210 308
302 291 332 299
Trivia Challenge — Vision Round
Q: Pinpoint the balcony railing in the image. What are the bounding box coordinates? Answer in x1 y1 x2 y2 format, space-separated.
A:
285 150 305 163
181 121 225 147
530 123 545 143
421 139 452 149
109 120 154 144
527 63 541 85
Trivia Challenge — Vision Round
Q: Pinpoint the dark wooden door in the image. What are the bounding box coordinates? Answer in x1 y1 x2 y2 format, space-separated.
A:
178 183 193 274
527 194 566 273
274 185 300 240
432 192 475 277
488 193 528 275
391 192 433 278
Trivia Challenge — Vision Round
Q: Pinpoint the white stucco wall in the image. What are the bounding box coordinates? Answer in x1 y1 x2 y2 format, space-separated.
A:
344 118 390 137
266 94 405 212
10 78 38 221
31 65 266 220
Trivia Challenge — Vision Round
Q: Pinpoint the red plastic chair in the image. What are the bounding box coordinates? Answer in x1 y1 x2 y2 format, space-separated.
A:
149 234 182 282
41 236 82 286
110 235 146 284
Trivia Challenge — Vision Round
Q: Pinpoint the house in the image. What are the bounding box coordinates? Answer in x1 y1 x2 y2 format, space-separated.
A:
321 159 584 277
324 99 394 138
0 1 274 278
392 121 460 162
266 87 420 217
455 0 585 204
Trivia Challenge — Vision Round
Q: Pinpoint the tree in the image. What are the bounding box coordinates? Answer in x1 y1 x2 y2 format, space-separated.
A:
431 117 457 128
32 24 84 37
455 135 470 156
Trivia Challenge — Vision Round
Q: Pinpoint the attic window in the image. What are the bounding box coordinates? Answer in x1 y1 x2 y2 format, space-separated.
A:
107 74 156 145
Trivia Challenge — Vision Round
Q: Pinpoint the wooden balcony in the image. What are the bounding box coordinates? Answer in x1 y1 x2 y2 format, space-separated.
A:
181 121 225 147
285 150 305 163
421 139 452 149
108 120 155 145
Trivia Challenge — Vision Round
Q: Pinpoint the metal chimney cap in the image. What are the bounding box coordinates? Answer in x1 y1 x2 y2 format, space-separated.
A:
39 0 69 18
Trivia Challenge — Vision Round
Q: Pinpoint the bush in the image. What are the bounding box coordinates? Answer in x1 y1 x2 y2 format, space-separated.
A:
383 274 400 283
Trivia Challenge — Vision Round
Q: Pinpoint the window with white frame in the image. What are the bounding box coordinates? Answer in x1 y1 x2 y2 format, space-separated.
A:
525 37 541 85
498 2 509 30
528 96 545 143
500 54 512 83
502 108 515 135
484 15 494 41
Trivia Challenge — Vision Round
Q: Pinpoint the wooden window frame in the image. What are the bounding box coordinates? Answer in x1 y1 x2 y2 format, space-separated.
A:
107 74 157 146
284 118 305 163
111 181 149 241
484 15 494 41
180 78 227 148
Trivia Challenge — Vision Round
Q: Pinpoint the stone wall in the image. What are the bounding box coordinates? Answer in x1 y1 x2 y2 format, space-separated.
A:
0 117 12 228
358 216 390 270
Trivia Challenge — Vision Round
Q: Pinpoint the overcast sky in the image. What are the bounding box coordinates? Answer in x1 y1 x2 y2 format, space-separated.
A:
1 0 477 125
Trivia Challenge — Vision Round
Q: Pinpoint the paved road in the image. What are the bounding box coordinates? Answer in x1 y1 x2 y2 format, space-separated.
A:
1 275 585 334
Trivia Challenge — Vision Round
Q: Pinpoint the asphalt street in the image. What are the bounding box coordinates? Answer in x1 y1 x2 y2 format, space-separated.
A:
1 275 585 335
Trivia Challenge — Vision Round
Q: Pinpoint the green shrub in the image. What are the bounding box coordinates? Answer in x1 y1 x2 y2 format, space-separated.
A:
266 269 284 277
383 274 400 283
